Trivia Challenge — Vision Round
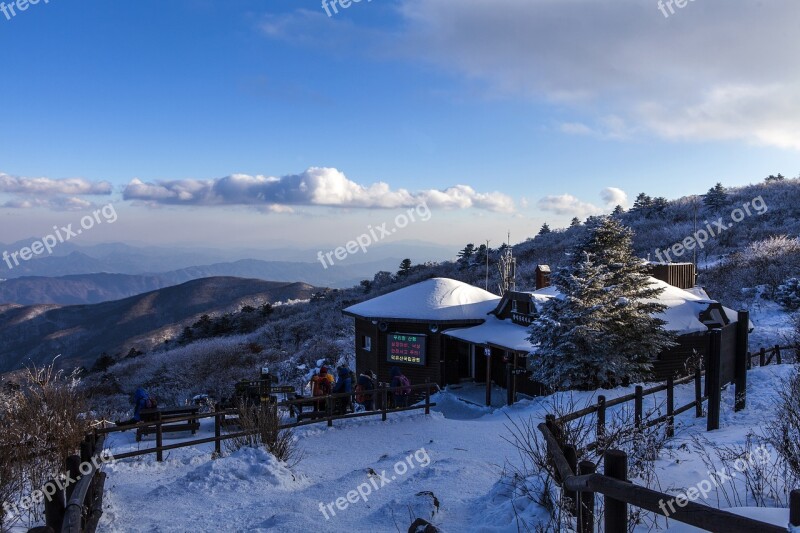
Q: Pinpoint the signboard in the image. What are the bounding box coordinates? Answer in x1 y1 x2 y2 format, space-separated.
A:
387 333 427 366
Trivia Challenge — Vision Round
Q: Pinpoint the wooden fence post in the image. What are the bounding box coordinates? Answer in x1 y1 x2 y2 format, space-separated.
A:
326 395 333 427
666 376 674 438
707 329 722 432
214 408 221 457
80 438 91 464
694 369 703 418
759 347 766 367
381 386 388 421
775 345 782 365
156 421 163 462
564 444 578 516
577 460 596 533
634 386 643 429
597 395 606 446
604 450 628 533
790 489 800 528
746 351 752 370
44 478 65 529
65 455 81 501
735 310 749 412
425 381 431 415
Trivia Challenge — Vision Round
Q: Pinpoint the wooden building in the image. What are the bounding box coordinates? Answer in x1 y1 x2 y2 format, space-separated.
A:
343 266 749 405
342 278 500 388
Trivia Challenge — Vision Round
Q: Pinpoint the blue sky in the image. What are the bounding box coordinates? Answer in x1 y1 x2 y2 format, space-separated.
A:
1 0 798 254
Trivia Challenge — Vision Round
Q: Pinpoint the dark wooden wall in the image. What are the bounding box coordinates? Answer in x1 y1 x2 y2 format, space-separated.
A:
649 263 696 289
355 318 481 387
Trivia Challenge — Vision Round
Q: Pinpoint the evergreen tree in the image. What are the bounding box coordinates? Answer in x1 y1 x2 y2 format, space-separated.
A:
474 244 489 266
765 173 785 183
631 193 653 215
538 222 551 235
91 352 115 373
704 183 728 210
611 205 625 217
457 244 476 267
359 279 372 294
397 258 413 277
179 326 194 344
652 196 669 214
527 217 676 390
570 217 581 228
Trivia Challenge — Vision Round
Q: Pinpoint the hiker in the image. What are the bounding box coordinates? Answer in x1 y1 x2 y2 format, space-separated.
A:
390 367 412 408
311 367 333 411
332 365 353 414
116 387 155 426
355 370 376 411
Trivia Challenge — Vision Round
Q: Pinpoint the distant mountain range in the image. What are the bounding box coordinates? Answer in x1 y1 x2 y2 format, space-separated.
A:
0 257 406 305
0 240 453 305
0 277 316 373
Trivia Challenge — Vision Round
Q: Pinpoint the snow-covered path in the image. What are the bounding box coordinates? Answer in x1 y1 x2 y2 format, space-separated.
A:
98 366 798 532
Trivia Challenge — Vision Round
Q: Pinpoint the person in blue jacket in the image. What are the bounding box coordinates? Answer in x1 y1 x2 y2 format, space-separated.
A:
115 387 153 426
332 366 353 414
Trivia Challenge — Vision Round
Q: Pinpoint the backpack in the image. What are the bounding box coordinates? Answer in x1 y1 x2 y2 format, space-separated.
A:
314 377 332 396
397 375 411 396
144 397 157 409
355 384 366 404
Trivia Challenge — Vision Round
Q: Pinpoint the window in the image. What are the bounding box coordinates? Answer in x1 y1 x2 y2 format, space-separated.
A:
361 335 372 351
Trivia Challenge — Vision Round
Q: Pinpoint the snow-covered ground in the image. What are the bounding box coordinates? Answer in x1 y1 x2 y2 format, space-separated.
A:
98 366 798 532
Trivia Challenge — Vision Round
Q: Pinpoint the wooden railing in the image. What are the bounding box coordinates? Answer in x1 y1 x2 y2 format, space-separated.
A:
537 343 798 532
32 433 109 533
94 382 439 462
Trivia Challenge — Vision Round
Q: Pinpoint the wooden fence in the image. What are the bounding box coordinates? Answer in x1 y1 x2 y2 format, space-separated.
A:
537 342 798 532
94 382 438 463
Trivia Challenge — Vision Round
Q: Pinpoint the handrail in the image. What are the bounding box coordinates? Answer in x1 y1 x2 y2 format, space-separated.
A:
538 422 788 533
61 435 106 533
536 345 797 533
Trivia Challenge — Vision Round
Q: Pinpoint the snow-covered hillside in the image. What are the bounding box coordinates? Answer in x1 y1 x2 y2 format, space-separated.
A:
98 365 798 532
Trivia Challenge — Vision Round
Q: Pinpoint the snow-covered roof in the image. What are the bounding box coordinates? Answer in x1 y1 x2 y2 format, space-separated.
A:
343 278 500 322
444 316 534 352
527 277 743 335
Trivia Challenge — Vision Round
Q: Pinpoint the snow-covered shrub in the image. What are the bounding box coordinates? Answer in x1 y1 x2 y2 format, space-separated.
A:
763 367 800 491
503 391 669 531
1 363 88 528
225 400 302 467
776 278 800 310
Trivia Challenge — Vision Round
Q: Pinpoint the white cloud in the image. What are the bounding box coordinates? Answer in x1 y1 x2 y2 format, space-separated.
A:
394 0 800 150
2 196 96 211
0 173 112 196
123 167 515 213
538 187 628 217
537 194 601 218
600 187 628 208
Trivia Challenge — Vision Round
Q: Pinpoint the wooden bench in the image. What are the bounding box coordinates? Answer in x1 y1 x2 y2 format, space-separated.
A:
136 406 201 442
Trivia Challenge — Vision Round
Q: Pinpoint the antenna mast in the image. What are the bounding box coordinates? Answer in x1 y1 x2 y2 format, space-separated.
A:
498 232 516 296
485 239 490 291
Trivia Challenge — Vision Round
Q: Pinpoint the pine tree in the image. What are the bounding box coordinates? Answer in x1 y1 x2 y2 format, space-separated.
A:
765 173 785 183
612 205 625 217
631 193 653 215
457 244 476 267
704 183 728 210
528 217 676 390
397 258 413 277
570 217 581 228
651 197 668 214
538 222 551 235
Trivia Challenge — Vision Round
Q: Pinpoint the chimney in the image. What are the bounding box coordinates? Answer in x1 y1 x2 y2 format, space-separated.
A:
535 265 551 290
